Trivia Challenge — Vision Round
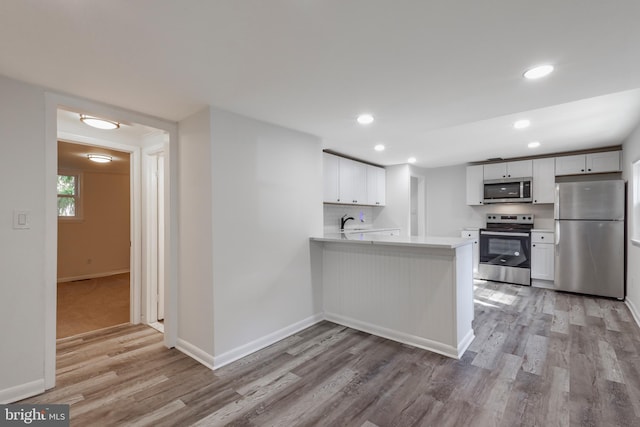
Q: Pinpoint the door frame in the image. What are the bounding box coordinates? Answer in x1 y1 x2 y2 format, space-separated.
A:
44 93 178 389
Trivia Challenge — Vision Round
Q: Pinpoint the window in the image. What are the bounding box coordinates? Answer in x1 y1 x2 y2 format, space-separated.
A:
57 173 81 218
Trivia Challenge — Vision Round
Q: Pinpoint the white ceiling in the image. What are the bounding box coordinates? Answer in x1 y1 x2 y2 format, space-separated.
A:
2 1 640 167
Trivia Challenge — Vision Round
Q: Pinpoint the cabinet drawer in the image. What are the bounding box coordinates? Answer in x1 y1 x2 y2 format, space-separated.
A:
531 232 553 243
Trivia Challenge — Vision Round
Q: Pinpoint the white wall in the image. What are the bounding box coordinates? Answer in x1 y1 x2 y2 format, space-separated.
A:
424 164 554 236
177 108 215 358
623 125 640 324
374 164 411 234
210 108 323 363
0 75 47 402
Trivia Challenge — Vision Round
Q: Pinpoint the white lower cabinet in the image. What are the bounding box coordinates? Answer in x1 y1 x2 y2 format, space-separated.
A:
531 231 554 281
460 229 479 276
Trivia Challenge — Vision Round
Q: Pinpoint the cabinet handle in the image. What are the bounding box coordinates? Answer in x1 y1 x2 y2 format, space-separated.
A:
541 236 544 240
588 168 592 171
533 244 536 247
502 175 506 178
508 174 511 177
534 199 537 203
581 169 585 172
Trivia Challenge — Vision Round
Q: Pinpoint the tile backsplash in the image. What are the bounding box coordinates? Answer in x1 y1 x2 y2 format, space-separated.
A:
323 205 383 232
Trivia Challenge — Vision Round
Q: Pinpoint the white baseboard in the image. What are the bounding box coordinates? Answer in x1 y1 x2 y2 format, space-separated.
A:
212 313 324 370
176 339 215 371
57 269 130 283
0 379 45 404
324 312 464 359
626 298 640 329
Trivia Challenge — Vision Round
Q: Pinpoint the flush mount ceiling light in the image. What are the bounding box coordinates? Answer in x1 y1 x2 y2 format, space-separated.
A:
357 114 374 125
528 141 541 149
79 114 120 130
513 119 531 129
407 157 417 164
374 144 385 151
523 64 554 80
87 154 113 163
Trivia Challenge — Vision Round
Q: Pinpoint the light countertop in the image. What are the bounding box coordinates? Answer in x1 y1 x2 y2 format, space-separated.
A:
311 233 473 249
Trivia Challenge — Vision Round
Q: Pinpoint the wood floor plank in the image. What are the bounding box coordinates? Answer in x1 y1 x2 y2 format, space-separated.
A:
20 282 640 426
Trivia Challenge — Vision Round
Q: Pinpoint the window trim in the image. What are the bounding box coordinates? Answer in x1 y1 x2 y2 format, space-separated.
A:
57 170 83 221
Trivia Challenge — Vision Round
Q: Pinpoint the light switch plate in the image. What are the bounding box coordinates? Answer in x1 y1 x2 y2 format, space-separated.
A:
13 210 31 229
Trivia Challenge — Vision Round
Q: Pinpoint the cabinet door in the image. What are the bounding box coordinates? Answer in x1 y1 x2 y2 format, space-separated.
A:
507 160 533 178
323 153 340 203
366 165 386 206
339 158 367 204
555 154 586 175
483 163 507 180
460 230 479 276
466 165 484 205
532 158 555 204
531 243 554 281
586 151 621 173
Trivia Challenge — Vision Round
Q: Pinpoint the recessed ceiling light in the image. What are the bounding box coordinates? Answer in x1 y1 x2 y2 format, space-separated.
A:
528 141 541 149
87 154 113 163
357 114 374 125
80 114 120 130
523 64 554 80
513 119 530 129
374 144 385 151
407 157 417 164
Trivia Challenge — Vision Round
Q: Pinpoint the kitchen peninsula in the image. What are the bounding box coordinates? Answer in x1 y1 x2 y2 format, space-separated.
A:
310 233 475 359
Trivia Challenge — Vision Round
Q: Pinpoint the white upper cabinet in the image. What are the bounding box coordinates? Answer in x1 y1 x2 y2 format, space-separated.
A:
339 157 367 205
323 153 385 205
466 165 484 206
323 153 340 203
586 151 621 173
555 151 621 176
366 165 386 206
483 160 532 180
555 154 585 175
532 158 555 204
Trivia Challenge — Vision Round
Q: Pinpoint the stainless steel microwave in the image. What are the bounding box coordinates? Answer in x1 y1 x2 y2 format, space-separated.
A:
483 177 532 204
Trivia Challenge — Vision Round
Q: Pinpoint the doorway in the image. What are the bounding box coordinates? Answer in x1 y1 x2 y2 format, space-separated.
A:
56 141 131 338
44 95 178 389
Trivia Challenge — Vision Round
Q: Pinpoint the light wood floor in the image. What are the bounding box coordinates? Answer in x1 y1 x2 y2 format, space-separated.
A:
25 281 640 426
57 273 130 338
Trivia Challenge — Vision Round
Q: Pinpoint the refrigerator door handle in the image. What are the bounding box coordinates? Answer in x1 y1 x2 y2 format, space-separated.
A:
554 183 560 219
555 221 560 247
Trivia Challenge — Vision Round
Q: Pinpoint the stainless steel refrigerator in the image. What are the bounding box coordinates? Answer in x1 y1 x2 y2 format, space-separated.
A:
554 180 625 299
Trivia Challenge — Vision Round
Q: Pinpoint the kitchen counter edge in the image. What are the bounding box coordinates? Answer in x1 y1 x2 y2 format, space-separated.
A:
310 234 473 249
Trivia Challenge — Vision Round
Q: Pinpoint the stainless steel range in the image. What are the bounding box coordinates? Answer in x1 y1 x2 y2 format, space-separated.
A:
478 213 533 286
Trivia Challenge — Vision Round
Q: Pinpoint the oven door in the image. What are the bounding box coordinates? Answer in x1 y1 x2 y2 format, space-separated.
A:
479 230 531 268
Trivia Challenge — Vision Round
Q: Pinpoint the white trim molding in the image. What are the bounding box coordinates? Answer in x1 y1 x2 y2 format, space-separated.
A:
176 339 215 371
325 312 470 359
627 298 640 329
0 379 45 404
56 269 130 283
212 313 324 370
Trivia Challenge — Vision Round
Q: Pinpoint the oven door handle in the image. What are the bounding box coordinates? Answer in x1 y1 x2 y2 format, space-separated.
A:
480 231 530 237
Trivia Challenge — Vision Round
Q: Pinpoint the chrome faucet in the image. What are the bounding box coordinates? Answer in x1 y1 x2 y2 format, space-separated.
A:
340 214 355 230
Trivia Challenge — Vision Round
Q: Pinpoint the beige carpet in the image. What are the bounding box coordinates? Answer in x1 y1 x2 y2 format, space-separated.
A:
57 273 130 338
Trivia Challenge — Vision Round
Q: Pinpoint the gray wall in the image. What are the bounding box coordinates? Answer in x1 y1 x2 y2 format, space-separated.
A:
623 124 640 321
0 75 46 401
